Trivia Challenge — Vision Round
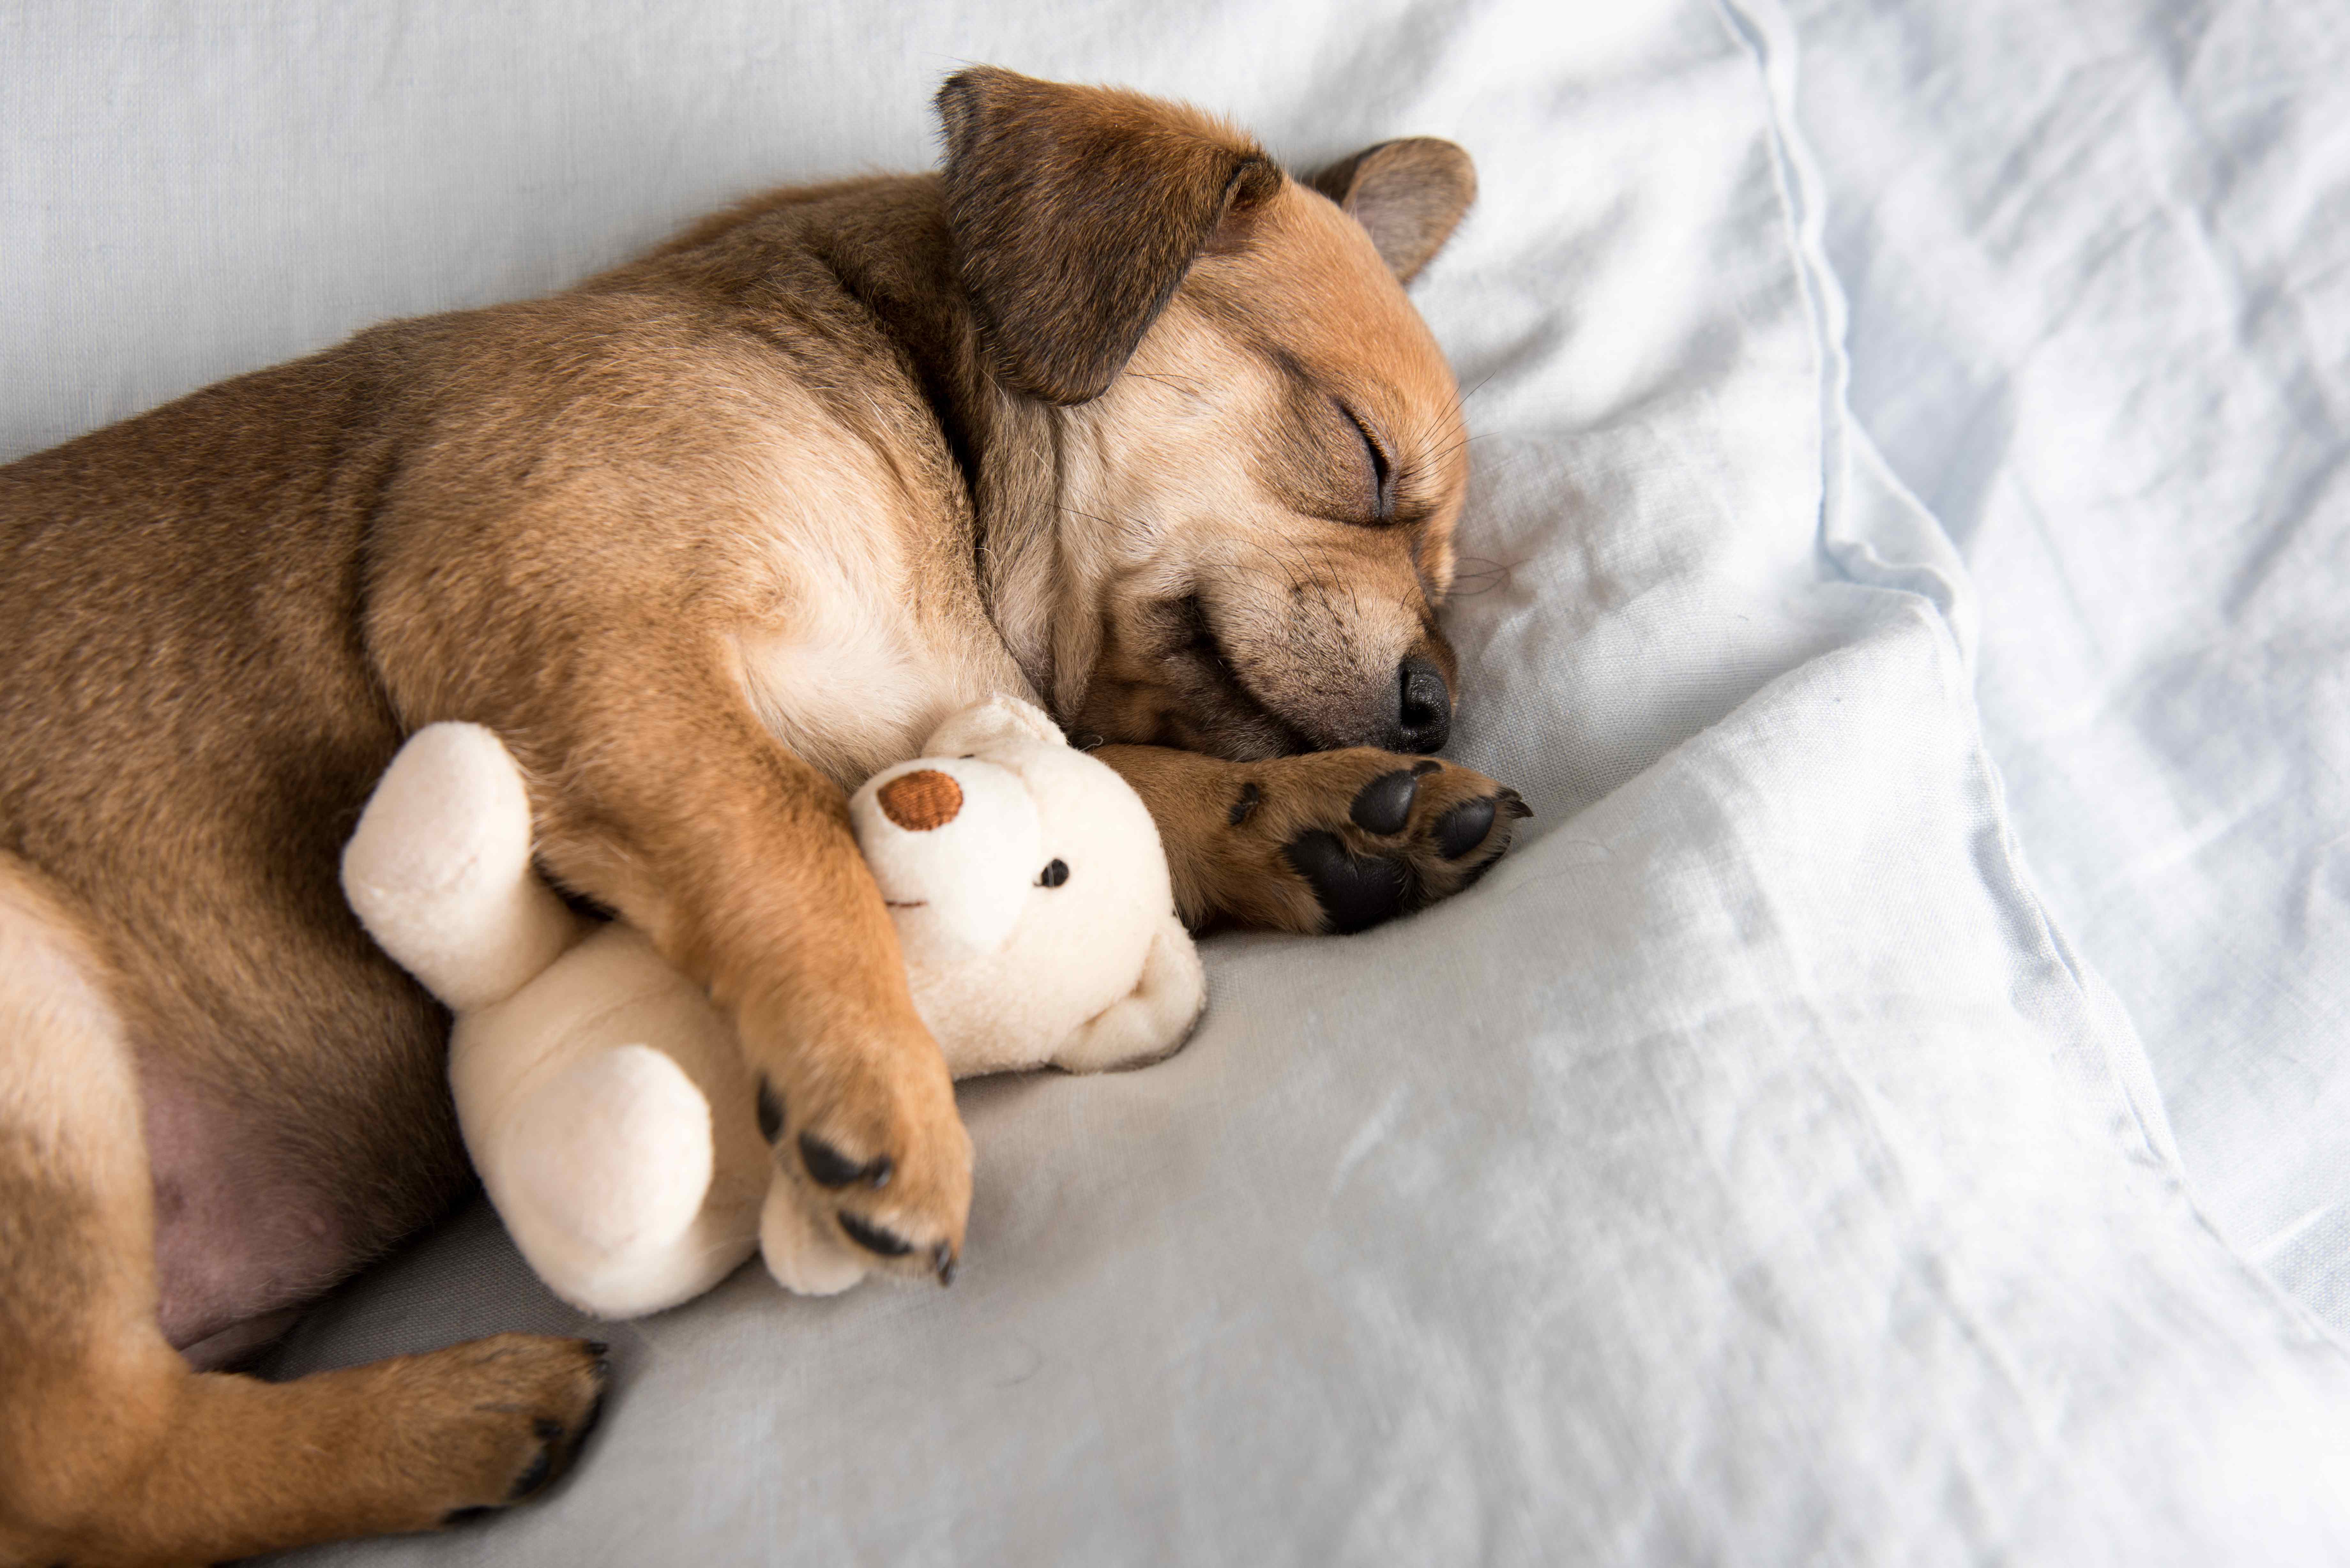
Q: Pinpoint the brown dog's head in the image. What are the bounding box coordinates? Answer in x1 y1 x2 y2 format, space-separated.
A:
938 69 1477 760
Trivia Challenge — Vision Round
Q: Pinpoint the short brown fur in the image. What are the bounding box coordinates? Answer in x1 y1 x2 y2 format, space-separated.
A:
0 69 1512 1561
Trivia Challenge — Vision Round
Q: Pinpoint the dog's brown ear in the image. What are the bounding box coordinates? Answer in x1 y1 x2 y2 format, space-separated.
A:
1308 138 1476 285
937 67 1283 405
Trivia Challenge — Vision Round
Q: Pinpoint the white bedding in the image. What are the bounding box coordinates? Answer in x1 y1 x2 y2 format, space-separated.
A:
1787 0 2350 1327
7 0 2350 1561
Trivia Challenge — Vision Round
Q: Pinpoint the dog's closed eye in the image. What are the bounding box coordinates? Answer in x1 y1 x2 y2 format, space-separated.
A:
1340 402 1396 524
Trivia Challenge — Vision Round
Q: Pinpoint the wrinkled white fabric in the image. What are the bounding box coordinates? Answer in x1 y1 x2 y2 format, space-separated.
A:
1786 0 2350 1324
8 0 2350 1562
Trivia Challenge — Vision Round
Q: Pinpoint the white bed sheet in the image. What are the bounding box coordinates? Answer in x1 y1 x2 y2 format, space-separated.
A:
9 0 2350 1562
1787 0 2350 1324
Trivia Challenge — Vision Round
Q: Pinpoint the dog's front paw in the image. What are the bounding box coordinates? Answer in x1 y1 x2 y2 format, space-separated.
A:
1220 750 1528 934
743 1010 970 1288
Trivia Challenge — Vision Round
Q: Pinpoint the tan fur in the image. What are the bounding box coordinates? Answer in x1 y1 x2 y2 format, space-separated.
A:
0 69 1513 1560
0 856 609 1565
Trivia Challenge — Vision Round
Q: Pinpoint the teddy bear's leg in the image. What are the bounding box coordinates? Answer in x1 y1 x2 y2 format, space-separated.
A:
452 928 770 1320
489 1040 769 1319
505 1044 714 1260
343 722 584 1013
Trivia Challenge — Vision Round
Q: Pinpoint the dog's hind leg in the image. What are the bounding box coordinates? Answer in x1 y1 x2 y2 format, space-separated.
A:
0 858 607 1566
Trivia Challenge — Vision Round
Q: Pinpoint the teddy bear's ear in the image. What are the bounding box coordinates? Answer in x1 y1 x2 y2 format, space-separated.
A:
921 694 1069 759
1048 913 1208 1074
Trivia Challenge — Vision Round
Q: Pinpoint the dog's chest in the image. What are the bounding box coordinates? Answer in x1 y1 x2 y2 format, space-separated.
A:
732 523 1035 794
713 375 1040 789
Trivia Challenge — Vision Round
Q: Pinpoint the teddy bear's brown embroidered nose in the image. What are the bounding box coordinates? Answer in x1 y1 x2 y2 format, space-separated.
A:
877 768 963 831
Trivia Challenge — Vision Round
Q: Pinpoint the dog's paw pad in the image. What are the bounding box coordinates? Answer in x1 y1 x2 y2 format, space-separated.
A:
1227 750 1526 935
756 1066 968 1290
800 1131 892 1190
1348 769 1420 835
837 1210 914 1258
505 1419 564 1501
1282 829 1409 933
1435 796 1496 860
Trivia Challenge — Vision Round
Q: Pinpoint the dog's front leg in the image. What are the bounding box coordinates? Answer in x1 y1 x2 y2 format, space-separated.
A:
388 638 971 1280
1095 746 1528 935
559 690 967 1278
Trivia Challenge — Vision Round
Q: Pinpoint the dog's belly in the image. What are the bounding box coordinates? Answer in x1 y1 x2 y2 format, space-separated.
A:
142 1059 355 1367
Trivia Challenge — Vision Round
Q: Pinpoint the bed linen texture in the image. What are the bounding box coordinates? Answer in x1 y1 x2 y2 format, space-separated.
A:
1787 0 2350 1330
6 0 2350 1562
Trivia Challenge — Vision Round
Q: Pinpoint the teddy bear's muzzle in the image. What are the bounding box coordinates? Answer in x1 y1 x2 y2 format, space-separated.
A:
852 756 1042 962
876 768 963 831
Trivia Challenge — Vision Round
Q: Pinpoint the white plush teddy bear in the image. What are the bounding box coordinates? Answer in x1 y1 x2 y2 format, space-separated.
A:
341 696 1206 1318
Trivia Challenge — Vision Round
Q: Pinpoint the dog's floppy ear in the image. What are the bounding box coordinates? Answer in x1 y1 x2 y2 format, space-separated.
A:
1308 138 1476 285
937 66 1283 405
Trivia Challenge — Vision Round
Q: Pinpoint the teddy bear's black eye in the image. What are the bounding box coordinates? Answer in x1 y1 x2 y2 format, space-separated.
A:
1038 859 1069 888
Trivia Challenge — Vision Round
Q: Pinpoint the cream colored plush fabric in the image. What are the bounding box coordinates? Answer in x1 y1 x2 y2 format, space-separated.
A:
344 722 771 1320
341 705 1201 1316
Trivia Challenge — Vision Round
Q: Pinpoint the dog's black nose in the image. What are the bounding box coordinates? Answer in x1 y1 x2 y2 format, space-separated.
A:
1394 657 1452 754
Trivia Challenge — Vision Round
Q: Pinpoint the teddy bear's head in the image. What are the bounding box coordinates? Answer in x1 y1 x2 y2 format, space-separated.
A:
765 696 1208 1298
847 695 1205 1079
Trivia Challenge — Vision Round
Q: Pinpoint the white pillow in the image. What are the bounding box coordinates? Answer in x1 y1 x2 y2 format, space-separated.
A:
1787 0 2350 1328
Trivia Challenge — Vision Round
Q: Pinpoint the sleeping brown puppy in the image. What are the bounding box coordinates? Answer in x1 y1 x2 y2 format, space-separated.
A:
0 68 1520 1563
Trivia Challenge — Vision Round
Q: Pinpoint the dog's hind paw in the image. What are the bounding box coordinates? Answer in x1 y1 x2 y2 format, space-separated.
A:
418 1334 609 1528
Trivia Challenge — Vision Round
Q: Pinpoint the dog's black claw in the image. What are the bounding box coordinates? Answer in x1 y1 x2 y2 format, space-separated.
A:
838 1212 914 1258
1436 797 1498 860
754 1078 785 1143
1498 787 1532 820
799 1133 891 1189
1228 781 1262 826
934 1241 958 1286
1349 769 1419 835
1282 829 1408 934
